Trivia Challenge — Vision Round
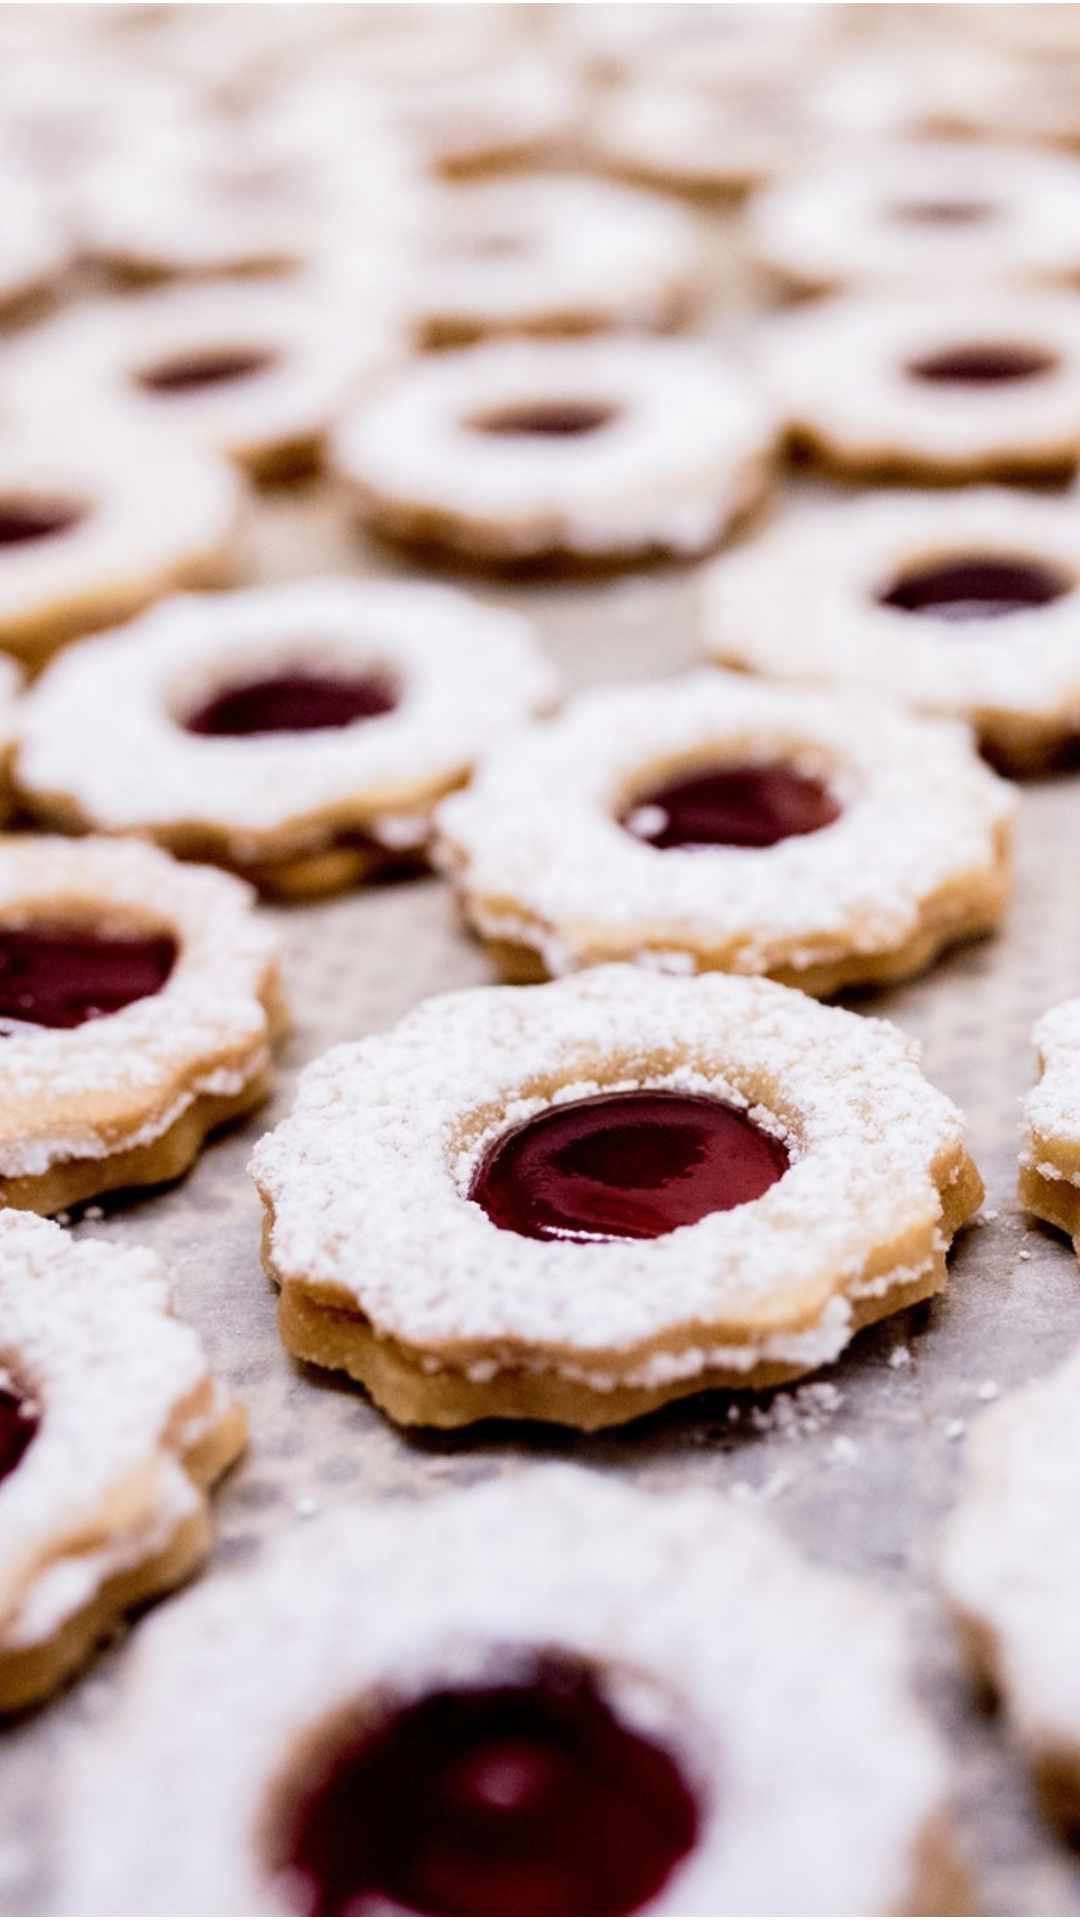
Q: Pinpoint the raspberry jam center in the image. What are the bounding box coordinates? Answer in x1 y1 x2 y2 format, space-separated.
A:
0 926 177 1029
472 401 615 437
283 1658 698 1917
470 1088 789 1242
0 1384 37 1485
137 348 275 393
0 499 84 546
879 555 1068 620
622 763 840 850
183 671 400 736
907 343 1057 384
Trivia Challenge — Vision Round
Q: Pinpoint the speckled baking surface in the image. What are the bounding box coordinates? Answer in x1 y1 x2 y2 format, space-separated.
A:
6 113 1080 1920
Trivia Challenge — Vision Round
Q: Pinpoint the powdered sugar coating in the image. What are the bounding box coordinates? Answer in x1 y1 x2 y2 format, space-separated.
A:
0 1210 242 1660
940 1342 1080 1801
0 145 70 307
700 489 1080 766
747 143 1080 295
6 279 400 478
17 578 558 862
54 1467 951 1917
760 291 1080 477
334 336 775 561
252 966 977 1372
408 171 704 343
1021 996 1080 1200
0 836 281 1182
435 670 1012 986
0 407 242 663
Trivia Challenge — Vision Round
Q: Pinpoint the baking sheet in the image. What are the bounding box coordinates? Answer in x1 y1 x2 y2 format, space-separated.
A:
5 34 1080 1919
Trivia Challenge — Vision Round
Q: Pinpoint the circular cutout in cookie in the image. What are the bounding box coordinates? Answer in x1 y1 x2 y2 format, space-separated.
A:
0 498 85 547
183 671 401 737
878 555 1070 621
280 1654 699 1918
0 1380 37 1484
621 764 841 850
470 1088 790 1242
469 400 617 438
135 348 276 395
886 199 995 226
906 343 1057 384
0 925 178 1029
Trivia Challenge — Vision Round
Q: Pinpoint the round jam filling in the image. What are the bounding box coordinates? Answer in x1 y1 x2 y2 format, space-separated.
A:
0 499 84 547
621 763 840 851
0 1384 37 1485
470 1088 789 1242
183 670 400 737
283 1657 698 1917
0 926 177 1029
471 401 615 437
878 555 1068 620
136 348 275 394
906 342 1057 384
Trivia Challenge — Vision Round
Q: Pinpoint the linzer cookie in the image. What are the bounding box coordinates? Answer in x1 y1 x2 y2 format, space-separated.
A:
1019 996 1080 1245
409 172 704 346
940 1343 1080 1828
0 1210 245 1712
747 143 1080 297
252 967 982 1430
54 1469 959 1915
0 410 242 667
701 489 1080 773
434 671 1012 991
7 280 398 482
333 336 774 566
0 835 285 1214
16 579 558 901
761 291 1080 481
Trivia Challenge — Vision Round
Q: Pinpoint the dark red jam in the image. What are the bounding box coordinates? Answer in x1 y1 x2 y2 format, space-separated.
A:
136 348 275 394
621 763 840 851
0 926 177 1029
471 401 615 437
183 670 400 737
0 500 84 547
282 1656 699 1917
470 1088 789 1242
0 1385 37 1485
878 554 1068 620
906 343 1057 384
889 199 993 225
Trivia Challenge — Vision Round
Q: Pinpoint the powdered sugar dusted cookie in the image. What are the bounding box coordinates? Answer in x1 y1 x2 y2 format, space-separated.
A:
761 291 1080 481
0 1210 245 1712
252 966 982 1429
1019 996 1080 1245
940 1343 1080 1827
17 579 559 901
8 280 399 483
701 489 1080 773
0 410 242 667
747 143 1080 297
334 336 774 566
409 172 704 346
435 671 1012 992
0 654 24 824
0 145 71 312
0 835 285 1215
53 1468 959 1916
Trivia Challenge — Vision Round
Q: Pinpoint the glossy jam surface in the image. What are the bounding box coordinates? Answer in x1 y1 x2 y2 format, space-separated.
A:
621 763 840 850
879 555 1068 620
0 499 83 547
472 401 615 437
470 1088 789 1242
184 670 400 736
0 1385 37 1485
137 348 275 393
907 342 1057 384
284 1658 699 1917
0 926 177 1029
